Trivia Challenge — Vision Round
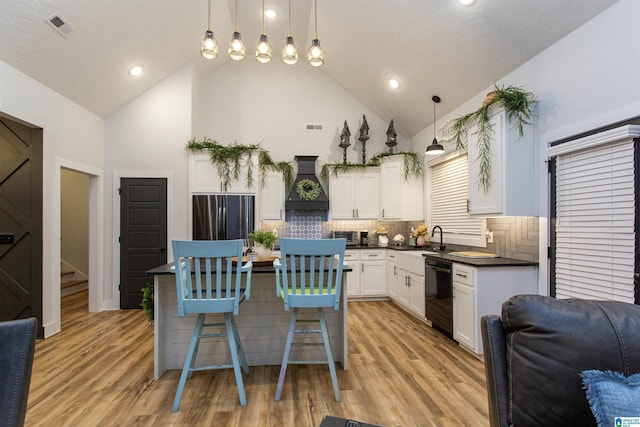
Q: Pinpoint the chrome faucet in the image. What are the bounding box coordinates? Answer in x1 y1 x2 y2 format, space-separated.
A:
431 225 446 251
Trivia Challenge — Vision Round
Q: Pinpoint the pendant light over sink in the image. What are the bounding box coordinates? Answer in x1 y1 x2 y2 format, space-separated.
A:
425 95 445 155
307 0 325 67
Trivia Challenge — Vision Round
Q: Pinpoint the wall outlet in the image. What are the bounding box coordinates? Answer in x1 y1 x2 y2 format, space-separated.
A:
486 231 494 243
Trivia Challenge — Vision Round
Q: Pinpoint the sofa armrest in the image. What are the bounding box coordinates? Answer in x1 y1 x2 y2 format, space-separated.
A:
481 315 509 427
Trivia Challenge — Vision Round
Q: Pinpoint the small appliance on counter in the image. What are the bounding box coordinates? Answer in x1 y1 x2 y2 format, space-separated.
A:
360 230 370 246
331 230 358 246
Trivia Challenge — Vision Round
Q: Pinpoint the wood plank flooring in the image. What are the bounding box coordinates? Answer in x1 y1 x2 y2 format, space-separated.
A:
25 291 489 426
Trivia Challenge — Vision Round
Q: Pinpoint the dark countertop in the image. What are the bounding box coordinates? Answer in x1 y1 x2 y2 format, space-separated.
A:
147 260 353 276
346 244 538 267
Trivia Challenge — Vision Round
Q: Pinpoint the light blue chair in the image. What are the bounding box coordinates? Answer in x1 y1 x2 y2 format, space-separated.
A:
273 237 347 401
171 239 252 412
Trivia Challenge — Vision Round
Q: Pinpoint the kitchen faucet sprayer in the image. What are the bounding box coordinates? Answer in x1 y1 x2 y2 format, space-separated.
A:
432 225 446 251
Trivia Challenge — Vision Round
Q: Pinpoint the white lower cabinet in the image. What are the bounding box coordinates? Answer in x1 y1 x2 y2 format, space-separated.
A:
386 251 399 300
394 252 426 319
452 263 537 355
345 249 386 299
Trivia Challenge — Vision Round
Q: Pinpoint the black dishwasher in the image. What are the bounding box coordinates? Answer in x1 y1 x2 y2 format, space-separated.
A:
424 258 453 338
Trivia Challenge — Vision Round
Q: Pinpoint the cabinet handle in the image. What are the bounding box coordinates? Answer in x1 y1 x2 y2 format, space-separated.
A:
361 264 364 273
382 209 385 218
456 272 467 279
466 199 470 213
352 209 355 218
393 266 397 275
280 209 282 218
356 209 359 218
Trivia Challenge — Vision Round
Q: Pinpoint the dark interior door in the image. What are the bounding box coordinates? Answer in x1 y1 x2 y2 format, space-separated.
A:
120 178 167 309
0 115 43 337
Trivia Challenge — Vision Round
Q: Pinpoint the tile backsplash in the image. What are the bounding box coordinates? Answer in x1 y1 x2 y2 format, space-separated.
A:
259 212 539 262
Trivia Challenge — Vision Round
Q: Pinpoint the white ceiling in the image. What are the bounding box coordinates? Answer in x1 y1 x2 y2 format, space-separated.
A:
0 0 617 137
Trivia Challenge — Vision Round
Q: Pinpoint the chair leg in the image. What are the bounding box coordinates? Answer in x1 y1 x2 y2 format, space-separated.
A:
225 313 247 406
230 315 249 374
275 308 298 401
172 313 205 412
318 308 341 401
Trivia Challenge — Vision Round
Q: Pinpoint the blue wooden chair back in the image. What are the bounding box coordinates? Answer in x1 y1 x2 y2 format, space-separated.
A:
274 238 346 311
172 240 252 317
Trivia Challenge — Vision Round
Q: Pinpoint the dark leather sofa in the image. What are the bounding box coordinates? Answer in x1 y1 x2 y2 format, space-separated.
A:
0 317 37 427
481 295 640 426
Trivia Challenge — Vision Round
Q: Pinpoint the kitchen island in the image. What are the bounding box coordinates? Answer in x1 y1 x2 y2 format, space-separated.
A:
147 261 350 380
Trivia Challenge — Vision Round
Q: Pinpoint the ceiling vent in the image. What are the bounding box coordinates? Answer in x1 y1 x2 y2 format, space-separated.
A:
45 13 75 38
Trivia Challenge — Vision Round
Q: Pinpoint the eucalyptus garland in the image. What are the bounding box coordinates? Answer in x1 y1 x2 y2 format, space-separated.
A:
296 179 321 201
452 84 536 193
186 138 294 191
320 151 423 184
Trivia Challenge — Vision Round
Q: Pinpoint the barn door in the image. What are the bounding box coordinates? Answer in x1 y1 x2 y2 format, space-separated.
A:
0 115 43 337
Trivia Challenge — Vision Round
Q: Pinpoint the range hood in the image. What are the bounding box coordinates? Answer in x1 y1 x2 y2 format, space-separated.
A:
285 155 329 210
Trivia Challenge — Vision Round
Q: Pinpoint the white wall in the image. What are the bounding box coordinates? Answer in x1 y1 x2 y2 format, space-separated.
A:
198 59 410 165
0 60 104 337
61 168 89 275
412 0 640 295
103 64 193 309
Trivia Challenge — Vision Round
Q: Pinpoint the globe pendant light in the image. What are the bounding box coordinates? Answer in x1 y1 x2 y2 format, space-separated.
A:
256 0 272 63
307 0 324 67
426 95 445 155
228 0 245 60
200 0 218 60
282 0 298 65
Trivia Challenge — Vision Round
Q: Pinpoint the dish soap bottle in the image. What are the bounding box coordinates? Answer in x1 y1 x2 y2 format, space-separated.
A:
409 228 416 247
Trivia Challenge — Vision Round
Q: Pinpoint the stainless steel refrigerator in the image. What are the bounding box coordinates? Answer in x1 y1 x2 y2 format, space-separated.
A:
192 194 255 240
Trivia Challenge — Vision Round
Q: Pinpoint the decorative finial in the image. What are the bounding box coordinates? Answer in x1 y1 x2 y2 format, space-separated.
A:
339 121 351 164
359 114 370 164
385 119 397 153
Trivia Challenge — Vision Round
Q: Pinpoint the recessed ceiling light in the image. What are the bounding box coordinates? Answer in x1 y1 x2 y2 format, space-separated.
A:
129 65 143 77
265 9 277 18
459 0 475 5
388 78 400 89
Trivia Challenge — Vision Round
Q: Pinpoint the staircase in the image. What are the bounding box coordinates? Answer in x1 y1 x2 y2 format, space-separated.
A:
61 262 88 297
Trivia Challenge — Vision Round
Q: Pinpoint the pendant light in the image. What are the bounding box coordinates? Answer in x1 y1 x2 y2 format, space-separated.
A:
282 0 298 65
255 0 272 63
426 95 445 155
228 0 246 60
200 0 218 60
307 0 324 67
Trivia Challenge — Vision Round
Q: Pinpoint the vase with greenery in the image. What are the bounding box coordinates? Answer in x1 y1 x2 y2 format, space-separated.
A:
248 230 278 260
452 84 536 192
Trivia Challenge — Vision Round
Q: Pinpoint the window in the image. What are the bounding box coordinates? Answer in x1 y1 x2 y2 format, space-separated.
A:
550 126 638 302
427 153 485 246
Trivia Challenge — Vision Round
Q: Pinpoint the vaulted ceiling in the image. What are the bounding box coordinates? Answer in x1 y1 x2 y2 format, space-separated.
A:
0 0 617 137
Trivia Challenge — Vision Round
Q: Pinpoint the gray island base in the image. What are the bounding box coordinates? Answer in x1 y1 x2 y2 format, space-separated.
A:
148 263 349 380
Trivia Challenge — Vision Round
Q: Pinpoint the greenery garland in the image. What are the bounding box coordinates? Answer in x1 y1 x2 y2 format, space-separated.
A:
320 151 423 184
452 84 536 193
186 138 294 191
296 179 321 201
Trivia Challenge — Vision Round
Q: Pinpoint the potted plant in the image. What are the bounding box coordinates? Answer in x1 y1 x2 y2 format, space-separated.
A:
452 84 536 192
248 230 278 260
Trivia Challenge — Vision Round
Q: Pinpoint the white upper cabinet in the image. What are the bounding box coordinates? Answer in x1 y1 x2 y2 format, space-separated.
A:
380 156 424 220
329 170 380 219
189 153 258 194
259 170 285 220
466 107 536 216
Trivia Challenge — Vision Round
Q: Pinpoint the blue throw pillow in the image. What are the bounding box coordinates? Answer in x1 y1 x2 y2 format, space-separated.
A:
580 370 640 427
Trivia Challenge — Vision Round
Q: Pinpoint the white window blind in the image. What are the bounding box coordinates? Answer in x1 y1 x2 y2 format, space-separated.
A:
554 140 635 302
430 154 484 245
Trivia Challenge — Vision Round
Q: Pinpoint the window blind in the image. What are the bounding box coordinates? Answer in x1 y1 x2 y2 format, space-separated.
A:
430 154 484 244
554 140 635 302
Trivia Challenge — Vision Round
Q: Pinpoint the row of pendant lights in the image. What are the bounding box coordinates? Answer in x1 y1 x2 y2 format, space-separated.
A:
201 0 324 67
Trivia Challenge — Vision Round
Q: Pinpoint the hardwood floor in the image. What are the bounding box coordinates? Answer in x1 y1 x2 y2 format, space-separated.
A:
26 291 489 426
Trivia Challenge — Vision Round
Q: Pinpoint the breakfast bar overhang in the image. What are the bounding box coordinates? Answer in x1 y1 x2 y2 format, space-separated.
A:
148 262 350 380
